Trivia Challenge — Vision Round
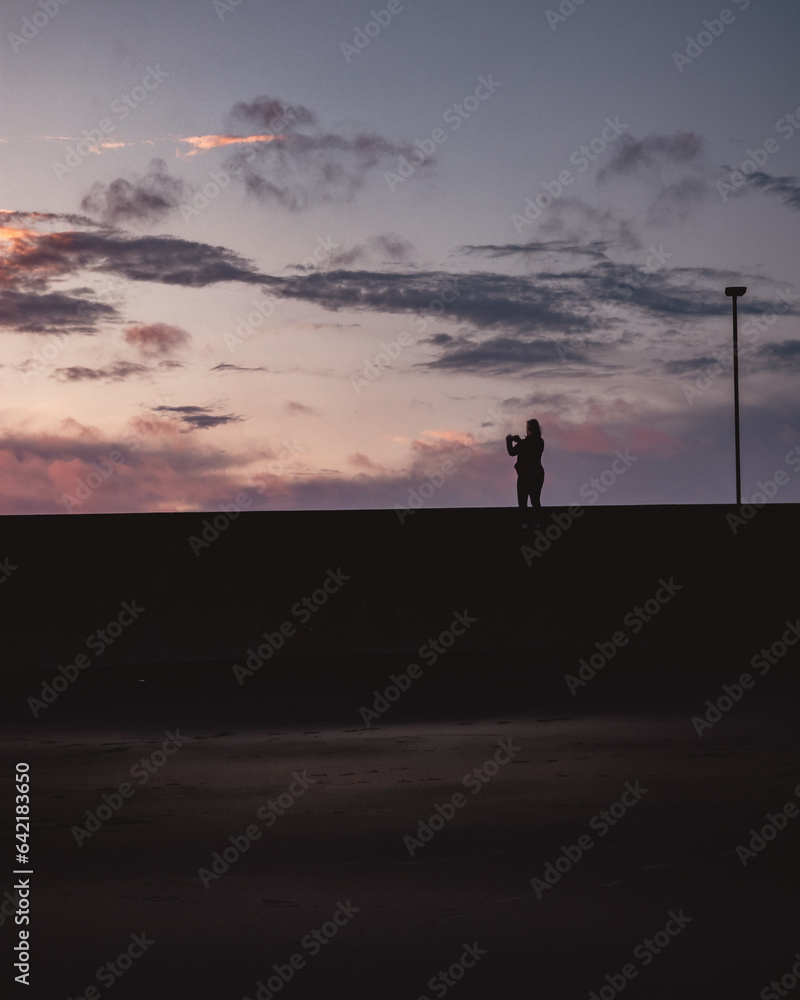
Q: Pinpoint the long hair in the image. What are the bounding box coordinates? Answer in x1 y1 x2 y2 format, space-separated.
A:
526 419 541 438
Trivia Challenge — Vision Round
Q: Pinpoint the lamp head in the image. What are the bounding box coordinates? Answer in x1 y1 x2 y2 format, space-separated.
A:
725 286 747 297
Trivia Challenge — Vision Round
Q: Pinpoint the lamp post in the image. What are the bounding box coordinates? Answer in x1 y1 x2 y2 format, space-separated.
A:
725 286 746 505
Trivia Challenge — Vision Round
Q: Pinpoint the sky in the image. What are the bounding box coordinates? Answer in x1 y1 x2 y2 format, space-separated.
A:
1 0 800 514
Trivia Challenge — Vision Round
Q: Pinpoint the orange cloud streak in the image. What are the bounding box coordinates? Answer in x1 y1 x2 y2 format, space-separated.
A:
178 134 286 156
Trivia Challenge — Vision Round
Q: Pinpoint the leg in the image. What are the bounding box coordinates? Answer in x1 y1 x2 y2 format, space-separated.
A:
516 476 528 509
531 471 544 520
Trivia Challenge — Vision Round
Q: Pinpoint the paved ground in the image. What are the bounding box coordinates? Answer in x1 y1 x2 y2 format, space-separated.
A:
2 656 799 1000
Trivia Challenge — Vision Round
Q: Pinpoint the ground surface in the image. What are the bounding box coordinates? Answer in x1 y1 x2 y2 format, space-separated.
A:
2 656 799 1000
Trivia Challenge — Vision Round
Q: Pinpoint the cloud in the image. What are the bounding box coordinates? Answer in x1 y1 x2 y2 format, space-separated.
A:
271 268 596 333
178 134 286 156
5 213 795 371
223 95 435 210
598 132 705 181
596 132 710 224
738 171 800 210
151 404 244 432
284 400 318 415
0 289 117 334
1 216 270 290
459 239 615 262
124 322 191 356
210 362 270 373
420 332 594 375
289 233 415 272
0 417 277 514
80 158 190 225
753 339 800 369
51 361 151 382
229 97 318 132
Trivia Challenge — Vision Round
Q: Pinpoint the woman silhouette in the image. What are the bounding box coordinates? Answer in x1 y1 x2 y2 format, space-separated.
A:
506 419 544 527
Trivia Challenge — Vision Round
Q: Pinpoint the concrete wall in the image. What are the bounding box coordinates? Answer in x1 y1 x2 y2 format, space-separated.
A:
2 503 796 673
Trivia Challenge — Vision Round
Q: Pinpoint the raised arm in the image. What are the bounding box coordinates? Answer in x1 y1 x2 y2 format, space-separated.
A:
506 434 519 456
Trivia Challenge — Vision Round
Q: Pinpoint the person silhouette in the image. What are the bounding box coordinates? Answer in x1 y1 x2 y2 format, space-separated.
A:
506 419 544 528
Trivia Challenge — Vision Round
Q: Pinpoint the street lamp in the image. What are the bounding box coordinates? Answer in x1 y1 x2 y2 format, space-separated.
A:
725 286 747 505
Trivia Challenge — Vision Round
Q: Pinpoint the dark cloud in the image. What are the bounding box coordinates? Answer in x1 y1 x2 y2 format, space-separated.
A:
754 339 800 367
596 133 710 225
52 361 151 382
224 96 435 210
515 199 644 252
290 232 415 271
0 289 116 334
661 356 723 376
459 239 614 261
81 158 190 226
3 221 270 291
152 404 245 431
371 233 415 261
229 96 318 133
210 362 270 373
647 176 709 224
420 333 593 374
272 268 596 333
740 171 800 210
6 213 796 371
598 132 705 181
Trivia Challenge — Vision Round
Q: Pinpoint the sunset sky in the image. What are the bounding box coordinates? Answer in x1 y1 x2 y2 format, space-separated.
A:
1 0 799 513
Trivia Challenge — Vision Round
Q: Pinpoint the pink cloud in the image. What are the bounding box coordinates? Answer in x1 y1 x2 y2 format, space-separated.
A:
123 322 190 357
629 426 683 457
547 421 619 454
